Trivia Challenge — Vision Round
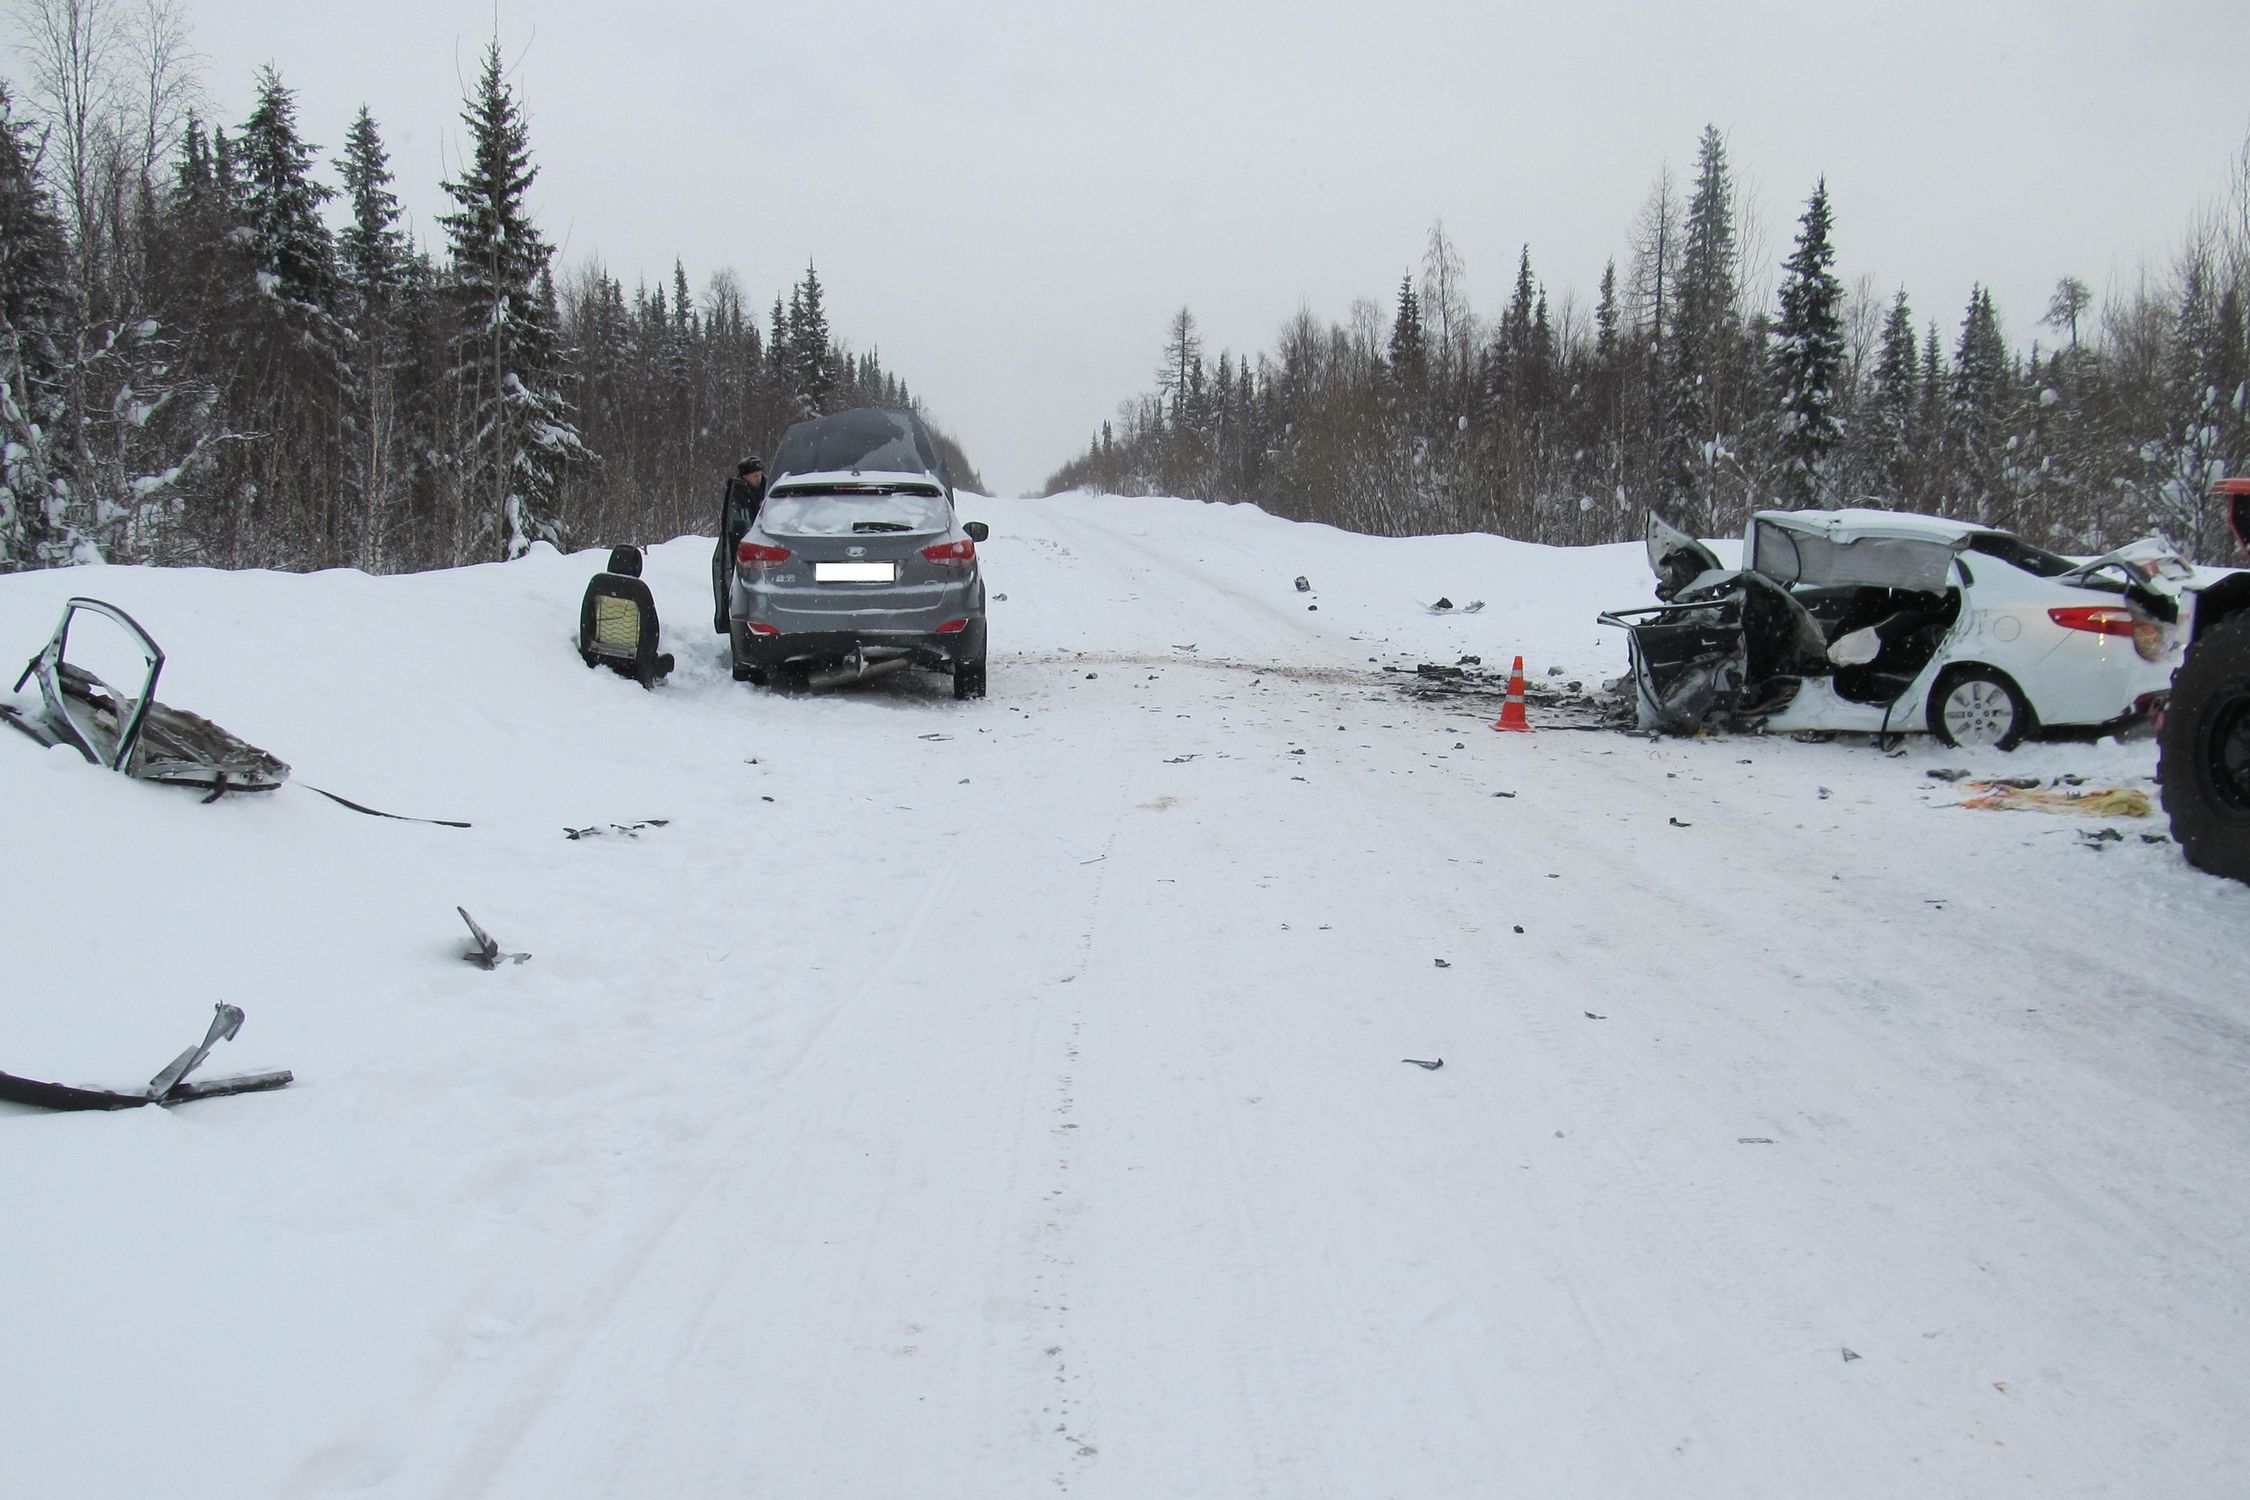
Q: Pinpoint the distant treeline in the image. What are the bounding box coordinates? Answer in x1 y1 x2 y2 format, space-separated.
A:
1045 125 2250 565
0 2 980 576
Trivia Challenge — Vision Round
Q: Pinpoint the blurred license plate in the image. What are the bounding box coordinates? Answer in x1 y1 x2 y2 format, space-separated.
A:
815 562 896 583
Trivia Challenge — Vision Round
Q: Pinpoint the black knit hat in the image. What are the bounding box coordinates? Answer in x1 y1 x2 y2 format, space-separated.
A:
737 455 764 476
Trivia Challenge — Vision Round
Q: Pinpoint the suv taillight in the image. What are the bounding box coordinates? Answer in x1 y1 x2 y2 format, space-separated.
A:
921 538 976 564
737 541 791 565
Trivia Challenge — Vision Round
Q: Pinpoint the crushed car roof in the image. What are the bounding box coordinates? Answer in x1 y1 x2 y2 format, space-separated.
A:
1752 508 1988 543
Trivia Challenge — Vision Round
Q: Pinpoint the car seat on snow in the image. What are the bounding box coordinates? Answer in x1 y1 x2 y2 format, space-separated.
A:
578 546 674 689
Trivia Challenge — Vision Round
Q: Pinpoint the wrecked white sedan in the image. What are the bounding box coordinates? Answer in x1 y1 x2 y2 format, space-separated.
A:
1599 509 2201 749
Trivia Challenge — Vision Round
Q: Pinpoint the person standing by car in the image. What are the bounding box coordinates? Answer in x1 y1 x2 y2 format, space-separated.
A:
712 455 767 633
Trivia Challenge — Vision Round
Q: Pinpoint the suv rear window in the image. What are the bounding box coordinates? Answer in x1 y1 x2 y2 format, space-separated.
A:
760 489 951 537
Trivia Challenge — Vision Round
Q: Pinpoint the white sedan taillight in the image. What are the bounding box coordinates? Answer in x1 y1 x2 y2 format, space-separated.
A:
2049 605 2171 661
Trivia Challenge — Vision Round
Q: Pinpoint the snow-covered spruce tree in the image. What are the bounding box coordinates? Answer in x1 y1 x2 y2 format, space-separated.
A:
1769 179 1844 508
336 105 415 571
437 40 588 562
1666 125 1743 532
0 80 75 569
1387 273 1427 402
1850 292 1917 505
787 262 833 415
1491 246 1537 407
338 107 407 309
230 65 352 566
1913 319 1948 502
1580 258 1634 527
238 67 336 310
1944 286 2012 526
660 258 698 508
2151 244 2241 559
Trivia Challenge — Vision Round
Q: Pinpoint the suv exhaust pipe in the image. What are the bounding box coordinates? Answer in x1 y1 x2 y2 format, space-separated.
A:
805 655 912 691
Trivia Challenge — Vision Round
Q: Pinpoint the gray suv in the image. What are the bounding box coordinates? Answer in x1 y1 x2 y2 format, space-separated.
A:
724 408 989 698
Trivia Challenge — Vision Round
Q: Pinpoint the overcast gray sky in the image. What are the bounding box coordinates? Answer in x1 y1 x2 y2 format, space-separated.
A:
71 0 2250 495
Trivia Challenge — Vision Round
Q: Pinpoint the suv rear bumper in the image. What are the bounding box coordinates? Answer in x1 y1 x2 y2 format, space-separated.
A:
732 617 985 671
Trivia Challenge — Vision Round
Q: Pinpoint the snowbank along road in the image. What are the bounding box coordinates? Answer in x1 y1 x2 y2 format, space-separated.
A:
3 494 2247 1499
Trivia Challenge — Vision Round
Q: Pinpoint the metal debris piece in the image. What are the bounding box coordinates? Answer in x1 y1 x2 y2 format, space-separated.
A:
563 819 670 840
0 1002 292 1111
458 907 531 969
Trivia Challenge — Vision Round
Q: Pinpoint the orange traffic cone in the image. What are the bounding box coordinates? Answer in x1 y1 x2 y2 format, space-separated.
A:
1491 655 1533 733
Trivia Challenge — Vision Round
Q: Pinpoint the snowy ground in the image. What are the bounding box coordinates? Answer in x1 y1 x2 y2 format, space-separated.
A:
4 494 2247 1499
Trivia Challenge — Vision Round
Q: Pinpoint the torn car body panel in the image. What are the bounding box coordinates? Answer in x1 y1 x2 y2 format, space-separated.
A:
1 598 289 793
1602 509 2194 739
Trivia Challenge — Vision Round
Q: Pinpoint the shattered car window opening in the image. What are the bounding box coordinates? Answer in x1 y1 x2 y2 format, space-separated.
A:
1750 519 1961 593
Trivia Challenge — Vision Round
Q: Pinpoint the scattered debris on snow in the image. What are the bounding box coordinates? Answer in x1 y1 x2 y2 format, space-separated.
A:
1955 782 2153 817
458 907 531 969
0 1003 292 1111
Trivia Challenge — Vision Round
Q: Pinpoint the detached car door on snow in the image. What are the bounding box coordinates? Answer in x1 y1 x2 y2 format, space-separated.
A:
1 598 289 792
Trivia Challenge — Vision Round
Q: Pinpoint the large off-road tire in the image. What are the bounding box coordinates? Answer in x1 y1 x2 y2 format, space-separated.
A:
1929 666 2031 750
2161 615 2250 883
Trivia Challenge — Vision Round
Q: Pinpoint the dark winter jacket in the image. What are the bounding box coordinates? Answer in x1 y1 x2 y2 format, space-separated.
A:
722 473 767 548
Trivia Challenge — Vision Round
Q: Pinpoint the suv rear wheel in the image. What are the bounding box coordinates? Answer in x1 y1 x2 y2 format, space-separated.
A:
2161 615 2250 882
953 653 987 700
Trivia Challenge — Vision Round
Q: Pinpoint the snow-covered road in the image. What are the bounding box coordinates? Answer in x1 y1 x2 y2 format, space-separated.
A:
4 495 2246 1498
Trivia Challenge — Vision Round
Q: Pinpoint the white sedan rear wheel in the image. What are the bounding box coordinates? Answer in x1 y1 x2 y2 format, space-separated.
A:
1932 668 2030 750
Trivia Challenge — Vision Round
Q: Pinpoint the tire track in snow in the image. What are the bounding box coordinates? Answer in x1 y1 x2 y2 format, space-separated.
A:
425 692 1143 1497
